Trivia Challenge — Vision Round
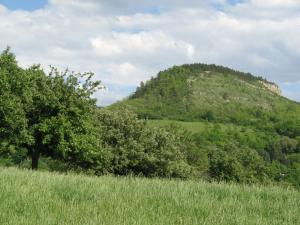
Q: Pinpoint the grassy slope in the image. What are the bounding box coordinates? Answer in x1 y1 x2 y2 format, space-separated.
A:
147 119 251 134
0 167 299 225
147 119 270 153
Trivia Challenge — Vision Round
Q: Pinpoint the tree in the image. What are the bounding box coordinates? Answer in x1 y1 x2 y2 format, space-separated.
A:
0 48 30 163
97 108 206 178
207 143 268 183
0 48 109 171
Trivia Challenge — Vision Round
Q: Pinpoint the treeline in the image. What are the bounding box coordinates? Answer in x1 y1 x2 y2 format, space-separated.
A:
0 49 202 178
191 123 300 187
181 63 272 84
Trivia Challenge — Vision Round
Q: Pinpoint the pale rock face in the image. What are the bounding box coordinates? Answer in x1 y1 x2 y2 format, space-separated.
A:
259 81 282 95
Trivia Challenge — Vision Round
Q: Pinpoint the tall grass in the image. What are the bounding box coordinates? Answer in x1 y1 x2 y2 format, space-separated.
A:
0 167 299 225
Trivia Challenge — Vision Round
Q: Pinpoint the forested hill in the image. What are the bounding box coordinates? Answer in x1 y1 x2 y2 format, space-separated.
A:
110 63 300 130
109 64 300 188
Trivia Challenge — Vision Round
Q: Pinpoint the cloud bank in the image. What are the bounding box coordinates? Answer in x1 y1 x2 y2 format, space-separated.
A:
0 0 299 105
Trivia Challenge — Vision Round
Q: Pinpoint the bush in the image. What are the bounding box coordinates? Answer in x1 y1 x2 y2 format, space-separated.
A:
97 108 206 178
208 143 268 183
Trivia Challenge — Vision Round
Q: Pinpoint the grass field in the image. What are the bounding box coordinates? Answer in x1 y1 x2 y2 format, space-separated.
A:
147 119 209 133
0 167 299 225
147 119 253 134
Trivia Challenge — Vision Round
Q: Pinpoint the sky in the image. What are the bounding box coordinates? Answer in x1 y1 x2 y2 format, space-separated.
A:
0 0 299 105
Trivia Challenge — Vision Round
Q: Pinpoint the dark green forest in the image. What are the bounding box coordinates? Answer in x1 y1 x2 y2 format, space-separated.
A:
1 49 299 189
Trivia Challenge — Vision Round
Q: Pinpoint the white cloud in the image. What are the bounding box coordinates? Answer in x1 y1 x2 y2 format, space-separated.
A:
0 0 299 105
95 88 126 106
91 31 195 59
102 62 148 86
90 37 123 56
250 0 300 8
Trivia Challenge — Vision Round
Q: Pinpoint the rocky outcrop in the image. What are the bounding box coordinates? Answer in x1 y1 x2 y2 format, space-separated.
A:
259 81 281 95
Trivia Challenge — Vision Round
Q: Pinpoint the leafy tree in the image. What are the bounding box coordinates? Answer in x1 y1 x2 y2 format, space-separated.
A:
0 48 30 162
207 143 268 183
0 48 109 171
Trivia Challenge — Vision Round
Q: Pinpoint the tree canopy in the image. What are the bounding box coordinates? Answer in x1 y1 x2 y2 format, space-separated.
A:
0 48 105 170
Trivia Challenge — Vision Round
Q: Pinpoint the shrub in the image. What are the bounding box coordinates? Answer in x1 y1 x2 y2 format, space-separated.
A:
97 108 206 178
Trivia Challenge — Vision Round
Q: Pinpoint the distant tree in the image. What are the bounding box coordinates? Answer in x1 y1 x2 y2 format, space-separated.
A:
208 143 268 183
202 110 215 122
222 92 229 100
140 81 145 89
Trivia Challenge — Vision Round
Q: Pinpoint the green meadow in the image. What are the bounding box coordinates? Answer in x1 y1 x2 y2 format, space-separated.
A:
147 119 249 134
0 167 299 225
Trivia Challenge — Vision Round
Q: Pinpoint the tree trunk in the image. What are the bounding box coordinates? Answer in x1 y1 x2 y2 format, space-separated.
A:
31 150 40 170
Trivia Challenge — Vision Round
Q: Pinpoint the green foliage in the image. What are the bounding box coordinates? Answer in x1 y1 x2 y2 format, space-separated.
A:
111 63 300 187
97 108 206 178
148 119 300 188
0 48 208 180
0 48 29 148
0 48 108 171
1 48 299 188
207 143 268 183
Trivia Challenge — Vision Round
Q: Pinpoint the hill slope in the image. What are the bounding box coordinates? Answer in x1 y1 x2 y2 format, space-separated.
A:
0 167 299 225
110 64 300 128
109 64 300 188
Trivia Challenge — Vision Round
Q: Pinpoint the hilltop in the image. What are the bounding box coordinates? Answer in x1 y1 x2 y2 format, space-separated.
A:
110 64 299 127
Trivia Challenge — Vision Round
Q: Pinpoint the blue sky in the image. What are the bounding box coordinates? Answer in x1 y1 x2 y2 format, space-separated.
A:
228 0 244 5
0 0 47 11
0 0 299 105
0 0 245 11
